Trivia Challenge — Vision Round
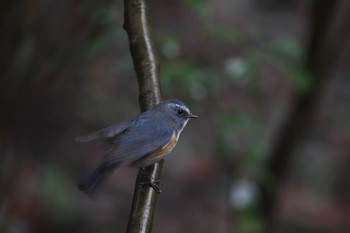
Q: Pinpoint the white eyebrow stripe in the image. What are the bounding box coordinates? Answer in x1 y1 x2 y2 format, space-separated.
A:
168 103 190 113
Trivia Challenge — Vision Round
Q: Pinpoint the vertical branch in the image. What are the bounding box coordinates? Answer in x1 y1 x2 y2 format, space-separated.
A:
123 0 161 111
123 0 163 233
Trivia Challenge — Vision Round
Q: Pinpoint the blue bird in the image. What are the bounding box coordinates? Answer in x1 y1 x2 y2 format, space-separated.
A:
76 99 198 198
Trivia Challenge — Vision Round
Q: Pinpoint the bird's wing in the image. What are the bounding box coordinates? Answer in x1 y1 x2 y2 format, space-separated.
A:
103 116 174 166
75 121 128 143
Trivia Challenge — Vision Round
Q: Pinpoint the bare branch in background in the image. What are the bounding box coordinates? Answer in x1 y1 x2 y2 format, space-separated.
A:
259 0 350 232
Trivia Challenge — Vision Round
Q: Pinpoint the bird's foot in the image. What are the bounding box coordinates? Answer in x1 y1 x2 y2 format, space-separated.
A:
138 168 162 194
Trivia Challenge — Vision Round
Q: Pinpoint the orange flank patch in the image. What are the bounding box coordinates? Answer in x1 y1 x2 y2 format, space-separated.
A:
133 130 177 167
150 130 177 159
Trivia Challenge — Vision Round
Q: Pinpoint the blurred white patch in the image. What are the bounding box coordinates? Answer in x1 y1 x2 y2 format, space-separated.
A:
230 179 258 209
225 57 249 81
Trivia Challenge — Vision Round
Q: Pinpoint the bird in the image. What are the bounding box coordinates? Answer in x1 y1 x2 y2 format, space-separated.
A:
76 99 198 198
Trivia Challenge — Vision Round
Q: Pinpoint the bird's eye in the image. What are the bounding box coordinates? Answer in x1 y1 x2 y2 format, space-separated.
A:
177 109 185 116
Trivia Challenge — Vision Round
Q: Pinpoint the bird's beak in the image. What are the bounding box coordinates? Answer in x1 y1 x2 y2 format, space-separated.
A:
189 113 199 119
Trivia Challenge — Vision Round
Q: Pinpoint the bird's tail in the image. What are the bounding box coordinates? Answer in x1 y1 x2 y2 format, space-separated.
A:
78 162 118 199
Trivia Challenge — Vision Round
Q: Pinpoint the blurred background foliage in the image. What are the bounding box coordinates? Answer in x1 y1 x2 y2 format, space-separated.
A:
1 0 350 233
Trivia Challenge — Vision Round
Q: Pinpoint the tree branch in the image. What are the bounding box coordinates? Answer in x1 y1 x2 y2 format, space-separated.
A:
123 0 161 111
123 0 163 232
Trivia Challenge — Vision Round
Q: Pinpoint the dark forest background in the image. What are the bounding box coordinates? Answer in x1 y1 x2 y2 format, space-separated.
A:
1 0 350 233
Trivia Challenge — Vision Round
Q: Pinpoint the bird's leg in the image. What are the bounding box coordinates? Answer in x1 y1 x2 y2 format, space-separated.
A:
138 167 162 194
